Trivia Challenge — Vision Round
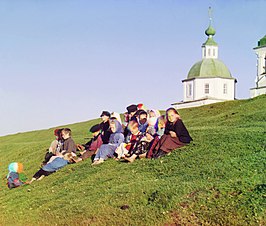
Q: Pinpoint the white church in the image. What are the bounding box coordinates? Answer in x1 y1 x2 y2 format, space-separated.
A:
173 14 237 109
250 35 266 97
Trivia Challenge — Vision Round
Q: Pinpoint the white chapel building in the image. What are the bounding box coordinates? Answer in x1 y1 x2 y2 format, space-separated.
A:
173 16 237 109
250 35 266 97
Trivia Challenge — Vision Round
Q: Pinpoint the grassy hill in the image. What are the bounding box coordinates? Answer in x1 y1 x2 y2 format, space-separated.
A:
0 95 265 226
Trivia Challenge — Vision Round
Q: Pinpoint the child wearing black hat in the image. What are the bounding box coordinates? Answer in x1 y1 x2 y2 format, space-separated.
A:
77 124 103 161
126 104 138 121
100 111 111 144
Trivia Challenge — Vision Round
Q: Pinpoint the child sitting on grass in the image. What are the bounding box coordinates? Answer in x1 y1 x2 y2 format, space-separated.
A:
92 119 124 165
77 124 103 161
115 120 144 160
61 128 77 153
7 162 27 189
28 152 76 183
153 108 193 158
124 127 157 163
42 128 64 166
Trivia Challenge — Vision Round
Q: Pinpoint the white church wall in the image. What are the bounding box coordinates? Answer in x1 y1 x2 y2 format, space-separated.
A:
259 76 266 87
192 78 235 100
250 44 266 98
254 46 266 76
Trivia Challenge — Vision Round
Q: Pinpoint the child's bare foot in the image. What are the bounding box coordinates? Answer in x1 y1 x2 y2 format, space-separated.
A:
28 178 37 184
124 156 135 163
37 175 45 181
91 159 104 166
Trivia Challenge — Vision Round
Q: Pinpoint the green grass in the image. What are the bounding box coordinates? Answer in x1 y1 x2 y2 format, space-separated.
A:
0 95 265 226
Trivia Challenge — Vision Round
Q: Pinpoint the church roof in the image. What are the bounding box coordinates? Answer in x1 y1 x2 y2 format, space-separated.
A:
258 35 266 47
202 37 218 46
187 58 233 79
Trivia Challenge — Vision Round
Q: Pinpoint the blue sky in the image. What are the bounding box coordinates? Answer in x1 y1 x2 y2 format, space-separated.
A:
0 0 265 136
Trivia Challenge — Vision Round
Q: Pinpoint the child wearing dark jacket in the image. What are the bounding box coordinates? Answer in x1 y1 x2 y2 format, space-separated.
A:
153 108 193 158
77 124 103 161
61 128 77 153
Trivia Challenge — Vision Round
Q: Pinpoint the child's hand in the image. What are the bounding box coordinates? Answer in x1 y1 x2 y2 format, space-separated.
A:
169 131 177 138
77 144 85 151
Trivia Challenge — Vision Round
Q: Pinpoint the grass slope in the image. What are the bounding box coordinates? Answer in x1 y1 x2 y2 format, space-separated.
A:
0 95 265 226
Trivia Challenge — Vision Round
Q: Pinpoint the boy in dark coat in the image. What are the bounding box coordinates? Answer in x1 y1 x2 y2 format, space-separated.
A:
100 111 111 144
61 128 77 153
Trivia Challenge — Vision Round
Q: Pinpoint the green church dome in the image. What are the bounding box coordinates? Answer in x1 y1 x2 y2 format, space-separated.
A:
205 25 216 36
187 59 232 79
258 35 266 47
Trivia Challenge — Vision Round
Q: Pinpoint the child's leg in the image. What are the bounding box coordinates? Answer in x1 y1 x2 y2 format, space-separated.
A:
30 169 53 183
139 153 146 159
93 147 103 161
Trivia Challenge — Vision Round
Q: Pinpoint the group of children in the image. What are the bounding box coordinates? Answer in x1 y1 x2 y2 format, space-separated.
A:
6 104 193 188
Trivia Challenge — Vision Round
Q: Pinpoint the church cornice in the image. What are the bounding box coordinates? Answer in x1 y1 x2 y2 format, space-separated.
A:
182 77 237 83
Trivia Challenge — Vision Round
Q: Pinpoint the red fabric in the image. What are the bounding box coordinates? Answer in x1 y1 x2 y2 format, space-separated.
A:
89 135 103 151
125 133 140 150
146 136 160 158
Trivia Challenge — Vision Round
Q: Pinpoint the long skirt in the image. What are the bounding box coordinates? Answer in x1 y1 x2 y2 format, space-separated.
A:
154 134 185 154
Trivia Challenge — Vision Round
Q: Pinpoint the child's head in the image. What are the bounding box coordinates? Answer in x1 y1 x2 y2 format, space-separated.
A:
8 162 23 173
89 124 101 137
109 119 122 133
126 104 138 119
109 119 117 133
128 120 139 134
62 128 72 140
157 115 166 129
54 128 63 140
166 108 180 123
137 110 148 125
100 111 111 123
110 112 122 124
149 110 156 118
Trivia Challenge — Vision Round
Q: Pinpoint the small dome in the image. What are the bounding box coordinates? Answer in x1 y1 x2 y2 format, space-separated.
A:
187 59 233 79
205 25 216 36
258 35 266 47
